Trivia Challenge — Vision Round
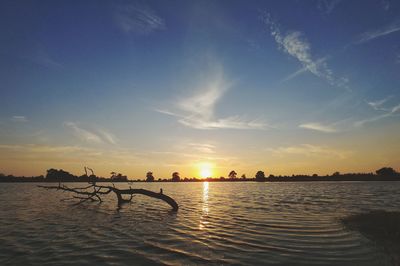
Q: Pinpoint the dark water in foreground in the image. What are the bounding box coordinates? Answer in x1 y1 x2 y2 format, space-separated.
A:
1 182 400 265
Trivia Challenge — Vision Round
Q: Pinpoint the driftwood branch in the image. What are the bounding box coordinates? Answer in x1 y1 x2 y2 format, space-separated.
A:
38 183 178 211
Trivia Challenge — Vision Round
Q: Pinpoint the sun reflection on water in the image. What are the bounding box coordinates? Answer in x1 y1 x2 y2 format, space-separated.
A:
199 181 209 230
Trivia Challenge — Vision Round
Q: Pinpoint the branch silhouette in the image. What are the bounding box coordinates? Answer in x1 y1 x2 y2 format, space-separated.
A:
38 183 179 211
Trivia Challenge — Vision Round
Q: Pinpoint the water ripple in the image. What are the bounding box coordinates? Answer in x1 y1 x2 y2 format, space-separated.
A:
1 182 399 265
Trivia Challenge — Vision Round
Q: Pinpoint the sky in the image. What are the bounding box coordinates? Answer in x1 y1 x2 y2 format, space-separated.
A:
0 0 400 179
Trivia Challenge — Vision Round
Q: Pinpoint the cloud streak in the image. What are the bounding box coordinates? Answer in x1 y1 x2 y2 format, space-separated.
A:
262 13 349 89
300 96 400 131
97 129 118 145
354 101 400 127
268 144 351 159
355 21 400 44
299 122 337 133
280 56 328 83
115 4 165 35
0 144 145 170
11 116 28 122
187 143 216 154
156 64 268 130
64 122 117 145
177 69 229 123
366 96 392 111
317 0 342 14
0 144 92 154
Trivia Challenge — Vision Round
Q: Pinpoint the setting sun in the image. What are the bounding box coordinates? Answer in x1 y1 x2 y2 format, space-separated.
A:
198 162 213 178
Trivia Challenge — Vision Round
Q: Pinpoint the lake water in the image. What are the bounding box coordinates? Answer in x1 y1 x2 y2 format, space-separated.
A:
1 181 400 265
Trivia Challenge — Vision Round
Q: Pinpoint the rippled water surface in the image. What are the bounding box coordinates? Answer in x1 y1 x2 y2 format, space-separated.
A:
1 182 400 265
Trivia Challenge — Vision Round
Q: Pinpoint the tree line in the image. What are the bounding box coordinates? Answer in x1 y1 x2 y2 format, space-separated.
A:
0 168 128 182
1 167 399 182
144 167 400 182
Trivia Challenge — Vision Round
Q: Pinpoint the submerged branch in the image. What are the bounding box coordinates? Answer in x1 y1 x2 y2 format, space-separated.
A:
38 183 178 211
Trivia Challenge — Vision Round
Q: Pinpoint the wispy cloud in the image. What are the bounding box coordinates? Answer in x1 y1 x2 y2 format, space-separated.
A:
178 115 267 130
261 13 349 89
154 108 181 117
392 103 400 114
64 122 117 145
355 21 400 44
268 144 351 159
187 143 216 154
0 144 144 169
355 100 400 127
354 113 391 127
299 122 337 133
366 96 392 111
97 129 118 145
11 116 28 122
280 56 328 83
301 96 400 131
177 67 229 123
64 122 103 144
115 4 165 35
155 63 268 130
0 144 92 154
149 149 235 162
317 0 342 14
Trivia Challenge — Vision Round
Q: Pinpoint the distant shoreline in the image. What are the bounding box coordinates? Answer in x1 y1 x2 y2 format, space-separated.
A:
1 176 399 183
2 167 399 183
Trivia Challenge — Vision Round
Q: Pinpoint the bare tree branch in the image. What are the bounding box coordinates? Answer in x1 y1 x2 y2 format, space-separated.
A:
38 183 179 211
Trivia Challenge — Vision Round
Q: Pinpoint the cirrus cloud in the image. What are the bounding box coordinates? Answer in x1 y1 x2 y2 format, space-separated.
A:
261 12 349 90
268 144 351 159
299 122 337 133
64 122 118 145
114 4 165 35
155 62 269 130
355 21 400 44
11 116 28 122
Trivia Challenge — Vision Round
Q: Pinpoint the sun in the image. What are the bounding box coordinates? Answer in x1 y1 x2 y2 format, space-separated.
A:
198 162 213 179
200 167 212 179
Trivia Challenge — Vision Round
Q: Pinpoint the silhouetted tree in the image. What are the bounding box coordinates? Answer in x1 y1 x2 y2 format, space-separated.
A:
146 171 155 182
241 174 246 179
255 170 266 182
376 167 397 176
332 171 340 176
110 172 128 181
171 172 180 182
46 168 76 181
228 170 237 179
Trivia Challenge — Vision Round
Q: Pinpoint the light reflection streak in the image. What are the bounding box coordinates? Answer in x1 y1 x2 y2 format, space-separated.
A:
199 181 209 230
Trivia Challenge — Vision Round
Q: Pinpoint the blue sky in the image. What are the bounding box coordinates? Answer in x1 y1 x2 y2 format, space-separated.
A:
1 0 399 178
